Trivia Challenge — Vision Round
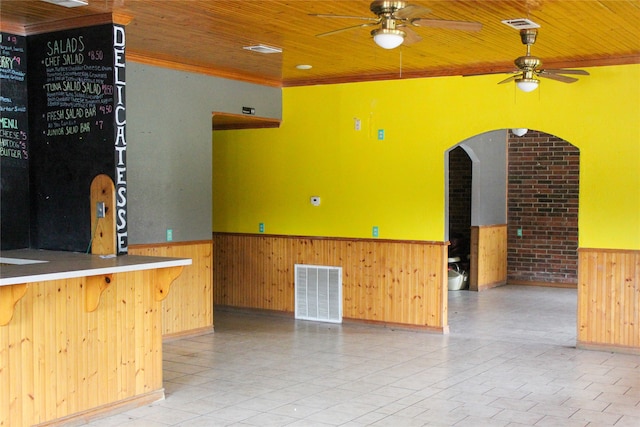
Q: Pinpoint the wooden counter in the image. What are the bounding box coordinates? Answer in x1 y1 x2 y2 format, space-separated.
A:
0 249 190 286
0 250 191 426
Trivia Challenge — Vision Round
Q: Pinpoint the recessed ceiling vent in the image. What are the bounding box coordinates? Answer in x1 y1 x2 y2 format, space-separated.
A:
242 44 282 54
295 264 342 324
42 0 88 8
501 18 540 30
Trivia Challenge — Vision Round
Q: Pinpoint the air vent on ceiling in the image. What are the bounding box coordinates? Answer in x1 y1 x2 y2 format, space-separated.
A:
501 18 541 30
295 264 342 324
42 0 88 7
242 44 282 54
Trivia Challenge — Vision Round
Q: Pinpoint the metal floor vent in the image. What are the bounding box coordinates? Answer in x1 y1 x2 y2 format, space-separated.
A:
295 264 342 323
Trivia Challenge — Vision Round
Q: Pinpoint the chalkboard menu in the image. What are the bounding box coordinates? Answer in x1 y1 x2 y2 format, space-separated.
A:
0 32 30 249
28 24 121 252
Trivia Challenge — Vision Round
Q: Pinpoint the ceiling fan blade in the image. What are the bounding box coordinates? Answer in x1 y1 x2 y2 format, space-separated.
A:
316 21 379 37
463 69 518 77
498 75 519 84
309 13 378 21
541 68 590 76
394 4 431 20
411 18 482 31
538 72 579 83
401 26 422 45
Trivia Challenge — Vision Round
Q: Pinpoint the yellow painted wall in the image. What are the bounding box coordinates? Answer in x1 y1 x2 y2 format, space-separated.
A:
213 64 640 250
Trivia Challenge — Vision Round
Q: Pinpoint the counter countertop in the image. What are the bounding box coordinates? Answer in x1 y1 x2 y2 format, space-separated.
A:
0 249 192 286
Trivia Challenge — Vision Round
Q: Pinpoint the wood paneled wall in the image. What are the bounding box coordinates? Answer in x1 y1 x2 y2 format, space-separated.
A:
470 225 507 291
213 233 448 331
578 248 640 353
0 271 164 427
129 240 213 337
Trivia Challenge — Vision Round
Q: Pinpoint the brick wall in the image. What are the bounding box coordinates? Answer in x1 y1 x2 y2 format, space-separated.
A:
507 130 579 284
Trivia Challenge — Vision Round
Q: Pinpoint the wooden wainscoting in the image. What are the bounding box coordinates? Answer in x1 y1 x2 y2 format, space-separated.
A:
213 233 448 332
129 240 213 338
577 248 640 354
470 225 507 291
0 271 165 427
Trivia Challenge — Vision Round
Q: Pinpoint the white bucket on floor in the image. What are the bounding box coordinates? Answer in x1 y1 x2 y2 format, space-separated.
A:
448 270 465 290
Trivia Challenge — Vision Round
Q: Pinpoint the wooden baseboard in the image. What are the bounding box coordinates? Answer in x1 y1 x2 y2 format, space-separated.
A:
214 305 449 334
577 340 640 356
343 317 449 334
474 280 507 292
215 305 294 319
508 280 577 289
35 389 165 427
162 326 215 342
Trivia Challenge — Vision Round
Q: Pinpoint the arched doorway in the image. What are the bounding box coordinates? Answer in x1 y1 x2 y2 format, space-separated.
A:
446 129 579 291
445 129 580 343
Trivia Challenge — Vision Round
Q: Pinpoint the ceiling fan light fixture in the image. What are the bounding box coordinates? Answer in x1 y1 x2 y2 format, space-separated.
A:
511 128 528 137
371 28 405 49
515 77 539 92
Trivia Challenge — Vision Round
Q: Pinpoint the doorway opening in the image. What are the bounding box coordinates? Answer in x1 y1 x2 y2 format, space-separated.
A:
445 129 580 345
445 129 580 291
447 146 472 291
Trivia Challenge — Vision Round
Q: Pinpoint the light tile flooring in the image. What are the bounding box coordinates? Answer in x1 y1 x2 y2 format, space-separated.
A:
87 286 640 426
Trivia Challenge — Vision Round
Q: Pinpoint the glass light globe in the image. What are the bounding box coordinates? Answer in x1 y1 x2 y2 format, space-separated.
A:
516 78 539 92
372 29 405 49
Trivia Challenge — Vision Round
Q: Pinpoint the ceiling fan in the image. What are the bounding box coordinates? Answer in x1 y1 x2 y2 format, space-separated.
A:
495 28 590 92
310 1 482 50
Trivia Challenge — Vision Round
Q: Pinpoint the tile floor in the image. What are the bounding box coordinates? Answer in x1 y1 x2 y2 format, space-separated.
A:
87 286 640 426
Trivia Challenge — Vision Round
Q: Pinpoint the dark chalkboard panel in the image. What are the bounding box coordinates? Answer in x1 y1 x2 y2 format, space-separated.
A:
1 32 30 250
28 24 116 252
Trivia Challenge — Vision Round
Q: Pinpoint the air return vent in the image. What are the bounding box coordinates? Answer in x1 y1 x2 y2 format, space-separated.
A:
42 0 88 8
295 264 342 323
501 18 540 30
242 44 282 54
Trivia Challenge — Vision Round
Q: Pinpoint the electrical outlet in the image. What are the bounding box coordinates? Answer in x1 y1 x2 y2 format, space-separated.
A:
96 202 105 218
166 229 173 241
377 129 384 140
372 226 379 237
259 223 265 233
517 228 523 237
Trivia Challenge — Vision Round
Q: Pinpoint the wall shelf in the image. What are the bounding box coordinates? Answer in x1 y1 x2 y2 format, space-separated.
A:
212 112 281 130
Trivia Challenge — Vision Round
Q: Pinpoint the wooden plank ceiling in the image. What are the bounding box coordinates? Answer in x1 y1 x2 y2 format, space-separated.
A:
2 0 640 89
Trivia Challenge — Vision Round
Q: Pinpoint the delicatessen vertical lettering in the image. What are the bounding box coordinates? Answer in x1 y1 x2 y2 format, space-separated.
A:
114 25 128 254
